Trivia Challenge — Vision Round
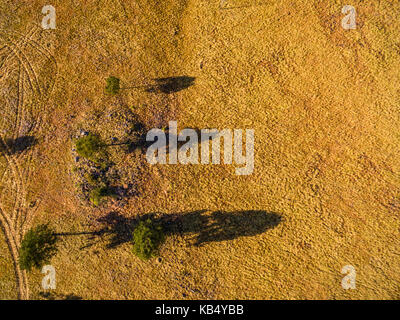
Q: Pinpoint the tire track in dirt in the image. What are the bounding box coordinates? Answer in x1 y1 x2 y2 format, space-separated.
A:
0 26 56 137
0 25 57 300
10 27 58 237
0 40 30 232
0 141 29 299
0 30 44 136
0 138 26 229
1 25 56 219
5 27 58 135
0 33 41 94
3 28 57 234
0 201 28 299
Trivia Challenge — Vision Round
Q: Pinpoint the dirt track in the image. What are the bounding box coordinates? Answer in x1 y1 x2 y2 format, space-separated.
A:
0 25 57 299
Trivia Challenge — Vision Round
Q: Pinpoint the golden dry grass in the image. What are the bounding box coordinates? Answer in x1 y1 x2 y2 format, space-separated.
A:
0 0 400 299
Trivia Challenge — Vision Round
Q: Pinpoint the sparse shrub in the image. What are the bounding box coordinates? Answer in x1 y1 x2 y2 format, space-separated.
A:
132 219 165 260
85 172 99 186
105 76 120 95
75 133 105 163
19 224 58 271
89 185 109 206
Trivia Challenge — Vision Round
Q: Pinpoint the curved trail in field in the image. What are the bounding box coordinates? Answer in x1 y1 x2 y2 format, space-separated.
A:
0 25 57 300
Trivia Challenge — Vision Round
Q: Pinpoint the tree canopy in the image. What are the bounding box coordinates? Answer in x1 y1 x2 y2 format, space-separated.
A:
19 224 58 271
105 76 120 95
132 219 165 260
75 133 105 163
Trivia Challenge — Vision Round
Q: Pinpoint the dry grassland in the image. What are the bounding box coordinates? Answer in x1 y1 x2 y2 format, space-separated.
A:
0 0 399 299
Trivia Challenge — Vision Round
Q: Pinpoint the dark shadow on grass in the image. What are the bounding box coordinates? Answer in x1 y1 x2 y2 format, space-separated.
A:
0 136 38 155
39 292 83 300
145 76 195 94
121 76 195 94
219 1 270 10
164 128 219 151
164 210 282 246
74 210 282 249
101 121 149 154
122 127 219 155
55 231 104 237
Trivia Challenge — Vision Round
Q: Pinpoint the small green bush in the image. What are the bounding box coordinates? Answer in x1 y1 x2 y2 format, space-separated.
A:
85 172 99 186
89 185 109 206
105 76 120 95
19 224 58 271
75 133 105 163
132 219 165 260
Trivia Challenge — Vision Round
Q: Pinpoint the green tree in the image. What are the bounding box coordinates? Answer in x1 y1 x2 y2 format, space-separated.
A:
105 76 120 95
132 219 165 260
19 224 58 271
75 133 105 163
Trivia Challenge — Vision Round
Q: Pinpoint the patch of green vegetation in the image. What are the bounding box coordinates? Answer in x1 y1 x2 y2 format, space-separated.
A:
75 133 107 164
73 134 117 206
84 170 117 206
85 172 100 186
19 224 58 271
105 76 120 96
89 185 113 206
72 108 145 207
132 219 165 260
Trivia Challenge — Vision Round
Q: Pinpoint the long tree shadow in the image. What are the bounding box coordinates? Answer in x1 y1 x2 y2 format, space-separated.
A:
164 210 282 246
121 125 218 155
0 136 38 155
77 210 282 249
163 128 219 151
39 291 83 300
219 0 270 10
122 76 195 94
146 76 195 94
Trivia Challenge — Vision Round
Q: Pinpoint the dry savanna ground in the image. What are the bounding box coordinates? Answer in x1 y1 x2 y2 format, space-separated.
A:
0 0 400 299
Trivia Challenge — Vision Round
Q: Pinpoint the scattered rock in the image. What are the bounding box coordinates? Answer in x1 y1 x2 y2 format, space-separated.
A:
80 129 89 136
